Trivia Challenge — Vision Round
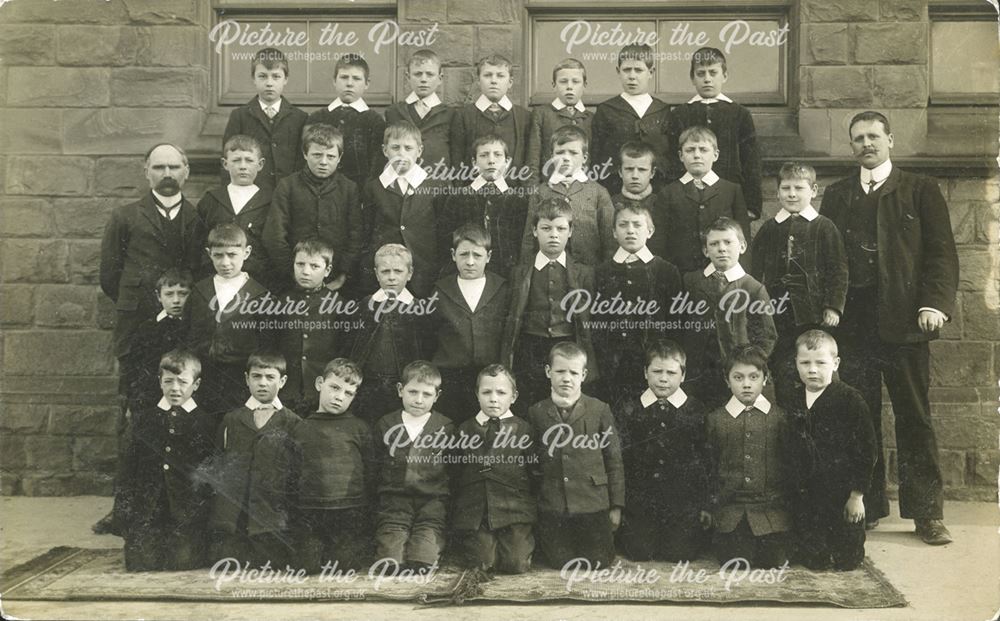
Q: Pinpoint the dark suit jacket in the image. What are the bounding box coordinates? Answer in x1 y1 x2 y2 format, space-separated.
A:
346 294 433 377
450 103 530 173
100 193 203 357
222 96 308 191
820 167 960 343
528 394 625 514
658 178 751 274
385 101 454 171
430 273 510 370
186 275 273 367
196 186 274 285
590 95 671 194
277 287 344 413
307 107 387 190
519 180 616 265
375 410 454 497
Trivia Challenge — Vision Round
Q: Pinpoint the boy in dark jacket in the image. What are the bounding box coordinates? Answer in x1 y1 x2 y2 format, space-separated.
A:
526 58 593 183
385 49 453 173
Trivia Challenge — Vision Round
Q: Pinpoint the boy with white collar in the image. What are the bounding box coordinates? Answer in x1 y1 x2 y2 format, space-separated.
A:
386 49 453 172
666 46 763 220
705 345 803 569
450 54 531 180
617 340 709 562
750 163 848 406
307 53 386 190
659 125 751 274
527 58 593 184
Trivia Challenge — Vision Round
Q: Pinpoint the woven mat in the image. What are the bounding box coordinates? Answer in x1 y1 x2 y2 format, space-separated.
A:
1 547 907 608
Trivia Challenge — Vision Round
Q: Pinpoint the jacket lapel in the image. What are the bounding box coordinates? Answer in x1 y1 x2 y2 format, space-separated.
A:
701 183 721 203
438 277 473 314
140 193 165 242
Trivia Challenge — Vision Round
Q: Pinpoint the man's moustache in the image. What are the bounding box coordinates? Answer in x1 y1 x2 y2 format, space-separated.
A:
156 178 182 194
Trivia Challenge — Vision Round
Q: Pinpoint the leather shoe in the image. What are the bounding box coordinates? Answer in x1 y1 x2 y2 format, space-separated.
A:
864 519 879 530
91 511 120 536
915 519 953 545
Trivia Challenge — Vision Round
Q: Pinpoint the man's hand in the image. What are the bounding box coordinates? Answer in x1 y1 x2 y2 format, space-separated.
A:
843 491 865 524
699 510 713 530
821 308 841 327
918 309 945 333
609 507 622 531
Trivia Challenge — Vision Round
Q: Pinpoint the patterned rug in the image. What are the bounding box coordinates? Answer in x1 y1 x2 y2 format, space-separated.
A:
1 547 907 608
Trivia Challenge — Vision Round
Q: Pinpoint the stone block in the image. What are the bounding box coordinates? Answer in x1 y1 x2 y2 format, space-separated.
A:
797 109 833 154
962 292 1000 340
145 26 206 66
111 68 207 107
123 0 201 25
969 449 1000 487
933 416 997 450
957 248 996 292
800 24 848 65
0 109 62 154
24 436 74 471
441 67 476 105
873 66 928 108
97 294 117 330
399 0 448 23
7 68 111 108
56 26 147 66
34 285 97 328
881 0 927 21
429 26 475 68
938 296 963 340
938 449 966 487
0 404 49 433
0 285 35 326
72 436 119 471
1 471 23 496
477 26 518 66
0 25 56 64
947 200 977 245
801 0 878 22
53 198 121 238
929 340 993 387
68 241 103 285
801 66 874 108
0 436 27 471
974 201 1000 245
62 109 206 156
49 405 118 436
0 199 54 237
950 177 1000 204
2 0 130 24
0 240 70 283
854 23 926 64
447 0 518 24
20 472 115 496
6 156 95 196
3 331 115 375
94 157 147 197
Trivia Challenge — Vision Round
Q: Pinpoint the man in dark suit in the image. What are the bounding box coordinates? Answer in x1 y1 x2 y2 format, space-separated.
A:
820 111 959 545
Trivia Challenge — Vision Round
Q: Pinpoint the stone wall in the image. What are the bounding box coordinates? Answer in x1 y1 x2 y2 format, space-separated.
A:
0 0 997 498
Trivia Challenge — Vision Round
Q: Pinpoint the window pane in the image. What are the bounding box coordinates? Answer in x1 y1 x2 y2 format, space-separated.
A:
931 21 999 98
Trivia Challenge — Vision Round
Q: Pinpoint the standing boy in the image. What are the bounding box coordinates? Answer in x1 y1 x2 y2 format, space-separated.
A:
527 58 593 183
385 49 453 172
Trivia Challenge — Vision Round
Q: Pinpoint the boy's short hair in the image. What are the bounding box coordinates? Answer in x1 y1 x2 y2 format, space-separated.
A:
407 48 441 71
452 222 492 251
384 120 423 146
476 54 513 76
321 357 364 385
644 339 687 373
156 268 193 293
724 344 769 377
159 348 202 380
476 363 518 392
301 123 343 155
223 134 263 158
796 329 840 357
548 341 588 366
550 124 589 151
700 216 746 246
689 46 727 78
848 110 892 136
334 53 369 80
374 243 413 270
533 197 575 227
472 134 509 158
246 350 287 375
400 360 442 388
614 203 653 228
619 141 656 164
251 47 290 77
207 222 247 248
617 43 654 70
678 125 718 150
777 162 817 186
293 238 335 268
552 57 587 83
144 143 188 166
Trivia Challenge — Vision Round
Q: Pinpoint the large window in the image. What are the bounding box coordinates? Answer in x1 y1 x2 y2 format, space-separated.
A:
929 5 999 105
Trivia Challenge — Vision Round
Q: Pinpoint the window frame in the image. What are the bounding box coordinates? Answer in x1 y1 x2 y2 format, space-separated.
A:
928 3 1000 106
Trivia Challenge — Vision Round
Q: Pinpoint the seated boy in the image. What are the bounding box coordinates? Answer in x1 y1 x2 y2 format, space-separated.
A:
527 58 593 183
681 217 776 409
591 44 671 196
210 351 301 567
385 49 452 172
593 202 681 407
307 53 386 191
520 125 615 265
452 364 536 574
278 239 345 415
529 342 623 568
374 360 454 570
666 47 763 220
186 223 273 419
116 349 215 571
437 135 528 279
199 134 274 288
450 54 530 178
263 123 362 295
501 199 597 411
222 47 308 191
750 163 848 406
291 358 374 572
705 345 804 569
616 340 708 562
430 223 511 425
348 244 432 426
361 120 443 297
791 330 875 571
658 126 751 274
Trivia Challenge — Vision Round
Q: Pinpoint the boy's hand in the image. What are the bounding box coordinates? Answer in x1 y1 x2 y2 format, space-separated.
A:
843 492 865 524
918 309 946 333
609 507 622 531
699 510 713 530
821 308 840 327
325 273 347 292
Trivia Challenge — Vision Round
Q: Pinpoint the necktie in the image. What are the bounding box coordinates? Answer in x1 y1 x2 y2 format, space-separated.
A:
154 197 178 221
657 398 671 408
253 405 275 429
867 178 877 194
385 290 398 302
549 260 561 269
414 99 430 119
713 271 728 293
625 253 639 264
693 179 706 190
397 178 409 195
485 417 502 448
265 106 277 119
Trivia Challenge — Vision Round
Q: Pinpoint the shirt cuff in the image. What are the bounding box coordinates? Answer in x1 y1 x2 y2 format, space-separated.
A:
918 307 948 321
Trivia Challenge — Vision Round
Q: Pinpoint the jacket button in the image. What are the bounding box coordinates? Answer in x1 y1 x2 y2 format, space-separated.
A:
303 334 308 339
169 428 176 435
165 446 171 452
653 473 660 479
699 205 705 209
400 225 406 231
563 476 569 482
745 476 751 482
163 464 170 471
